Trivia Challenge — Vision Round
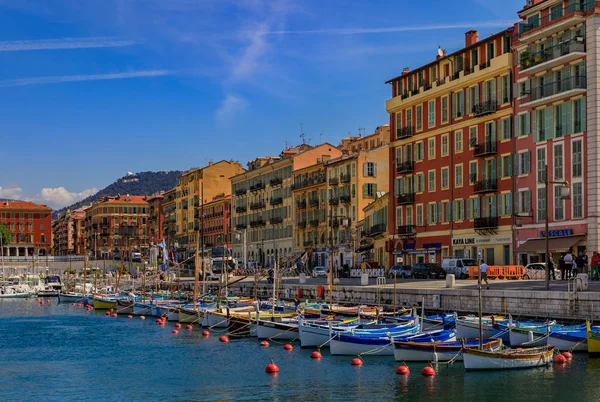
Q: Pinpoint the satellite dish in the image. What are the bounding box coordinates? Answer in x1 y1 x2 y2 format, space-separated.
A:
437 46 444 57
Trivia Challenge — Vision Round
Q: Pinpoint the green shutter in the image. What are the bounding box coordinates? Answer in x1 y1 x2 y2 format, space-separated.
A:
497 157 503 178
514 115 520 137
373 184 378 195
507 154 513 177
507 193 513 215
580 97 586 132
498 194 503 217
524 112 530 135
491 195 497 218
467 198 472 219
362 184 367 198
532 110 538 141
496 77 501 105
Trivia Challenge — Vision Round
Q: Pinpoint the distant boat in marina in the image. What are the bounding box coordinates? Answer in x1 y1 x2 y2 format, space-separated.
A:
463 345 554 370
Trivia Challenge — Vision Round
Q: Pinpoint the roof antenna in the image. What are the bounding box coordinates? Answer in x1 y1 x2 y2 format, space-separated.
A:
358 127 365 137
300 122 306 144
319 133 324 144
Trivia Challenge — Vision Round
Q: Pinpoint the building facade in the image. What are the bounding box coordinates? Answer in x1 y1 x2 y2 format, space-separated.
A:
512 0 594 265
0 201 52 257
386 29 515 267
52 209 85 256
147 194 164 246
162 188 177 258
360 192 389 268
84 195 149 260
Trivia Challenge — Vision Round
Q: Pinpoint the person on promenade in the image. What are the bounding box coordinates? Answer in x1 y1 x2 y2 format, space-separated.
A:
559 254 566 280
575 253 585 277
564 251 573 279
591 252 599 281
479 260 489 290
548 257 556 280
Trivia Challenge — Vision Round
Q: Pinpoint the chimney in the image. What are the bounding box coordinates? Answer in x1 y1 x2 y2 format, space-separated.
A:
465 30 479 47
401 67 410 75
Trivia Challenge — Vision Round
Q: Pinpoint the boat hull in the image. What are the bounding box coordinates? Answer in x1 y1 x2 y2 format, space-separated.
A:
587 321 600 354
179 308 202 324
257 320 298 340
330 338 393 356
93 297 116 310
463 346 554 370
299 323 335 348
456 319 494 339
0 292 32 299
115 300 134 315
133 303 153 316
393 339 503 362
58 293 84 303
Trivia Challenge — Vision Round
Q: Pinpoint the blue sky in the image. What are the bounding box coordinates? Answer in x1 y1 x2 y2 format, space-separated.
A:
0 0 523 209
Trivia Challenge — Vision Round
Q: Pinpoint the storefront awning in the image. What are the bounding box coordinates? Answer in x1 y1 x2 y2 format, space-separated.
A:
355 244 374 254
516 235 585 254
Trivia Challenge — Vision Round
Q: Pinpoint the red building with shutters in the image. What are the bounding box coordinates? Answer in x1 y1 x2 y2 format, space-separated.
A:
0 201 52 257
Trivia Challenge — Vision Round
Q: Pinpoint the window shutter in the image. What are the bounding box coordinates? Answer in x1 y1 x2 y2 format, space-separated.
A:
507 193 513 215
437 202 443 223
373 163 378 177
513 82 518 99
514 115 520 137
507 154 513 177
497 157 503 179
532 110 538 141
467 198 472 219
452 92 457 118
466 89 471 115
527 151 532 174
362 184 367 198
496 77 501 105
581 98 587 131
396 147 402 164
474 84 480 105
363 163 368 177
491 195 497 218
490 158 496 180
514 154 520 175
498 194 503 217
374 184 378 195
396 112 402 131
524 113 530 135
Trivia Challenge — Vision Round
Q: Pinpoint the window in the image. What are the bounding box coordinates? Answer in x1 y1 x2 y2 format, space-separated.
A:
406 108 413 129
40 224 44 230
501 155 512 178
416 205 423 226
428 170 436 191
502 193 512 216
441 167 449 189
396 207 403 226
550 4 563 20
573 140 582 178
363 162 377 177
553 144 563 180
352 162 356 177
416 174 425 193
428 138 436 159
574 97 586 133
518 190 531 213
395 147 403 166
501 118 510 140
516 151 531 175
455 130 463 152
441 135 449 156
537 188 546 222
537 148 546 183
471 49 478 68
363 183 377 198
406 206 413 226
455 164 463 187
515 112 531 137
487 42 494 62
554 185 564 220
428 100 435 127
441 96 448 123
431 66 437 82
416 104 423 131
469 161 477 183
454 199 464 221
573 182 583 219
395 112 402 131
470 85 479 112
428 203 437 224
415 142 425 161
469 127 477 148
457 90 465 117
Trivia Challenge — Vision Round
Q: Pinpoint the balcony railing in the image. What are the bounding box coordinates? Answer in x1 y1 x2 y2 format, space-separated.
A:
472 100 497 117
396 193 415 205
309 219 319 228
270 177 283 187
329 177 339 186
474 216 499 230
328 197 339 206
303 240 313 247
517 1 596 38
270 217 283 225
396 126 414 140
524 75 586 104
250 219 266 227
340 195 351 204
297 221 307 229
235 206 247 213
340 173 351 183
330 218 340 228
293 176 326 190
250 201 265 210
235 188 247 196
270 197 283 206
250 182 265 192
367 223 387 237
397 225 417 236
474 179 498 193
396 161 414 174
472 140 498 157
308 198 319 208
236 223 247 230
521 40 585 72
297 200 307 210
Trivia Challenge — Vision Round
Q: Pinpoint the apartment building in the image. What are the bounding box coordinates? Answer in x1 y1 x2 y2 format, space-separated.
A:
359 192 389 268
386 29 515 266
0 201 52 257
147 194 164 246
52 209 85 256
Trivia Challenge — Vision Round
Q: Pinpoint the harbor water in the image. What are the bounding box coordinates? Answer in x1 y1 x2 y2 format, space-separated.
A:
2 299 600 401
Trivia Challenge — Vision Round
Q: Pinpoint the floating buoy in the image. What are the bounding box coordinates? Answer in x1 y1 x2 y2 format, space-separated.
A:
105 312 110 316
25 298 29 301
77 303 82 307
554 354 567 364
421 366 435 376
109 308 113 313
562 351 573 359
219 335 230 343
172 329 179 334
72 303 75 306
156 319 162 323
111 313 117 318
351 357 363 366
265 359 279 373
127 315 133 319
186 325 193 330
260 340 269 347
283 344 293 351
311 350 322 359
40 301 44 305
140 316 146 320
396 365 410 375
202 330 210 337
175 323 182 329
159 321 166 326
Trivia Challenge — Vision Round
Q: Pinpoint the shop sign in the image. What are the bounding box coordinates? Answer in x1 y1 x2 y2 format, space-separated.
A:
452 234 512 246
539 229 573 237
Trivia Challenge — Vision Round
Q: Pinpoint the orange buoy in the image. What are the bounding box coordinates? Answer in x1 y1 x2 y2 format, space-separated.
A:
554 354 567 364
283 344 293 351
140 316 146 320
260 340 269 347
175 323 182 329
202 330 210 337
186 325 193 330
127 315 133 319
172 329 179 334
109 308 113 312
310 350 322 359
72 303 75 306
111 313 118 318
421 366 435 376
396 365 410 375
105 312 110 316
40 301 44 305
562 351 573 359
265 359 279 373
350 357 363 366
77 303 82 307
156 319 162 323
219 335 230 343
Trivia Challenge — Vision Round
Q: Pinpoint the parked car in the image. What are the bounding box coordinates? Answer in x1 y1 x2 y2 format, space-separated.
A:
442 257 478 279
524 263 553 280
387 265 412 279
132 251 142 262
313 266 327 278
411 263 445 279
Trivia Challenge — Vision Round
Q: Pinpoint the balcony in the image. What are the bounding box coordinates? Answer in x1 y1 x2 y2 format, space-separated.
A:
521 75 586 108
235 188 247 196
183 204 188 210
308 198 319 208
297 200 307 210
236 223 247 230
340 195 351 204
340 173 351 184
250 201 265 210
396 161 414 174
270 217 283 225
329 177 339 186
396 126 414 140
474 179 498 193
303 240 313 248
297 221 307 229
396 193 415 205
293 176 326 190
270 177 283 187
472 140 498 157
250 219 266 228
328 197 339 206
472 100 497 117
330 218 340 228
520 40 586 75
474 217 499 230
397 225 417 237
250 182 265 192
516 2 593 42
235 206 247 213
309 219 319 228
270 197 283 206
367 223 387 237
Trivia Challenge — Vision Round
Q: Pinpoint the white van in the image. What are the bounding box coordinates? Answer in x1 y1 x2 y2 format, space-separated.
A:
442 257 478 279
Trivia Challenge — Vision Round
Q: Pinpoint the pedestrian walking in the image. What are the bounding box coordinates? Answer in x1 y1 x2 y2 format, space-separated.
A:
591 252 599 281
548 258 556 280
564 251 573 279
479 260 489 290
575 253 585 277
559 254 566 281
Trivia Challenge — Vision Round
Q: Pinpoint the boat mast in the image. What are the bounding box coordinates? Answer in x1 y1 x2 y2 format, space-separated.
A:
478 264 483 350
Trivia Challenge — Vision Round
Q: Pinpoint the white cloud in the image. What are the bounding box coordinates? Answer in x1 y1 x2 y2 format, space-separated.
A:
36 187 98 209
0 37 138 52
216 94 248 124
0 70 174 88
0 185 24 200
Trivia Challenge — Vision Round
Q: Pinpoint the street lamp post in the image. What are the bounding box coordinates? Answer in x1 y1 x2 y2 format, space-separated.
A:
544 169 570 290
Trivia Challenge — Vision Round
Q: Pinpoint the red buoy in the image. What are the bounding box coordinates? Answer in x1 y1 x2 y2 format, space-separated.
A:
105 312 110 316
156 319 162 323
219 335 230 343
40 301 44 305
260 340 269 347
421 366 435 376
283 344 293 351
25 298 29 301
396 365 410 375
202 330 210 337
72 303 75 306
172 329 179 334
77 303 82 307
554 354 567 364
265 359 279 373
562 351 573 359
186 325 193 330
175 323 182 329
351 357 363 366
127 315 133 319
109 308 113 313
159 321 166 326
111 313 118 318
311 350 322 359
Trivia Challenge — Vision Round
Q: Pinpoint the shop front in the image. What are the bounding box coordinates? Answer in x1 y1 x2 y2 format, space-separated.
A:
391 237 444 266
451 234 513 265
515 226 587 266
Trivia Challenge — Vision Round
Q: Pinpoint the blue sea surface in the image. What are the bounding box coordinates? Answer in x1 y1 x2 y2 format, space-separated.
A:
0 299 599 401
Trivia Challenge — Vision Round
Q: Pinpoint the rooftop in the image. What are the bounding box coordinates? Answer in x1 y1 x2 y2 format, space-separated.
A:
0 201 51 211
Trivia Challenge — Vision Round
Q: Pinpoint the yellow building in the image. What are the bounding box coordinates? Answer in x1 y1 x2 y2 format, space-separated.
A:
174 160 245 261
339 124 390 153
360 193 389 269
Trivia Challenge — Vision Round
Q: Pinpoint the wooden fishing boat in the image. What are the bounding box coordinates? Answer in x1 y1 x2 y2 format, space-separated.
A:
92 294 117 310
456 316 503 339
58 292 85 303
256 318 298 340
586 320 600 354
178 306 203 324
0 289 32 298
509 324 586 351
228 315 254 338
463 345 554 370
133 301 154 316
393 338 503 362
115 298 134 315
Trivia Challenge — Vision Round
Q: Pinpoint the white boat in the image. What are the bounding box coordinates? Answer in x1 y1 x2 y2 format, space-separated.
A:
393 339 503 362
463 345 554 370
133 301 153 316
509 326 587 351
0 286 31 298
155 305 180 321
456 317 497 339
256 319 298 340
58 292 85 303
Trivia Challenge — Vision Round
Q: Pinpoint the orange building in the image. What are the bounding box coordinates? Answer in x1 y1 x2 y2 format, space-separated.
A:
147 194 164 246
52 208 85 256
0 201 52 257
